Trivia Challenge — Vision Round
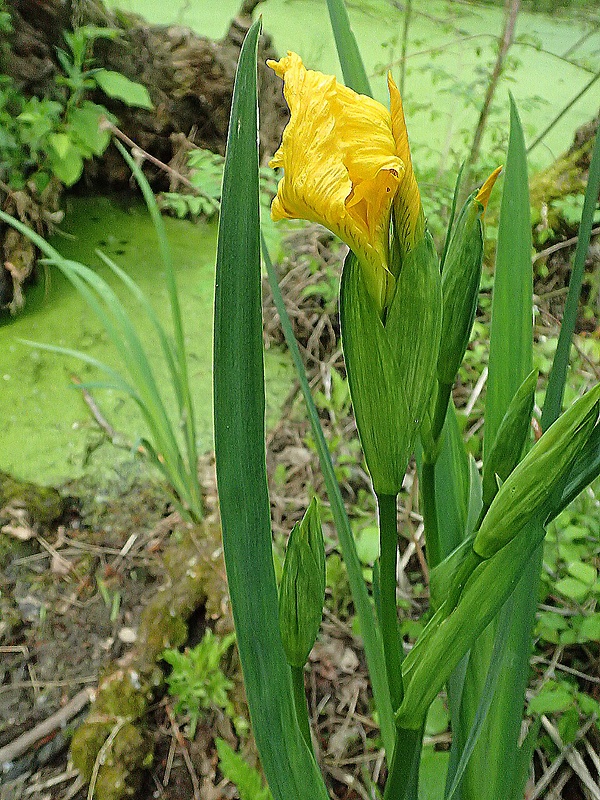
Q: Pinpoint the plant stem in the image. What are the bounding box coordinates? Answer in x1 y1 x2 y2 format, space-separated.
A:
420 382 451 570
432 382 452 444
291 665 313 754
376 493 404 712
383 724 424 800
420 460 441 569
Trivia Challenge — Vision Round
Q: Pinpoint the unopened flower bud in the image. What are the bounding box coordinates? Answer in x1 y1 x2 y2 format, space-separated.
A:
481 369 537 511
437 167 502 386
279 498 325 668
474 384 600 559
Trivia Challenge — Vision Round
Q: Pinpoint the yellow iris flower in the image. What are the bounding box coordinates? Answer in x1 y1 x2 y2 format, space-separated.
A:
267 52 422 313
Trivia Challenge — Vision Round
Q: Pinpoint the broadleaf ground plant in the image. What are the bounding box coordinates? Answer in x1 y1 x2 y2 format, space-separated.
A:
213 6 600 800
0 22 152 192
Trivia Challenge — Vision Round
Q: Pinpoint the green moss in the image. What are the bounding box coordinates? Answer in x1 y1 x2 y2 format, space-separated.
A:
137 602 189 661
70 681 153 800
94 762 141 800
70 721 113 782
71 519 230 796
0 472 64 525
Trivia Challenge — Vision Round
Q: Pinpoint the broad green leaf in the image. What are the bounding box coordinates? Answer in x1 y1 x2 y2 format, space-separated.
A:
326 0 371 96
47 139 83 186
94 68 153 109
484 96 533 454
445 603 513 800
213 20 328 800
555 577 590 603
48 132 71 159
579 614 600 641
567 561 596 585
67 101 113 156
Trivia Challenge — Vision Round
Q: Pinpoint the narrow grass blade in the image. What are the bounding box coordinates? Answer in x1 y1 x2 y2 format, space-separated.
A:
17 339 136 396
0 210 201 518
326 0 371 96
213 20 328 800
457 95 536 800
112 142 201 512
95 250 181 408
542 124 600 431
262 238 394 758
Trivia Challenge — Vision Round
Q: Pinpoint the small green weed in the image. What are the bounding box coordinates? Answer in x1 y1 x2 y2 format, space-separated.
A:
162 629 236 739
0 24 151 191
217 739 273 800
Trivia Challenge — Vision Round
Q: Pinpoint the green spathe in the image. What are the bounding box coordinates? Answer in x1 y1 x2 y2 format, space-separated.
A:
279 498 326 668
396 517 545 729
340 238 441 495
437 192 485 386
474 383 600 559
480 369 538 511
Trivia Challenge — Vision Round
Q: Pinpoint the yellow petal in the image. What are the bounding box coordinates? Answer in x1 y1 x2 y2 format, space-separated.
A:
475 166 503 214
387 73 423 254
267 52 404 312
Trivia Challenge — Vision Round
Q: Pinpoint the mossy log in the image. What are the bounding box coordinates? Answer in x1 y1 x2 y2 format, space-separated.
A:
70 516 232 800
529 112 600 238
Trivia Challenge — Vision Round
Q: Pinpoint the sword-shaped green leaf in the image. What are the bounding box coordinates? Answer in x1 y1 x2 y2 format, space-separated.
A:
458 94 536 800
213 20 328 800
326 0 371 96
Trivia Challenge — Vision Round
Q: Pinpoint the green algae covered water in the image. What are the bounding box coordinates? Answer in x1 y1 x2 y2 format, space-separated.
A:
0 195 292 486
105 0 599 170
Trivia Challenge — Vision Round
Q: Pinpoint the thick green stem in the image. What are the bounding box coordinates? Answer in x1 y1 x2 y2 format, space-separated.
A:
420 460 441 569
383 725 424 800
421 381 451 570
432 382 452 444
377 493 404 712
291 665 313 755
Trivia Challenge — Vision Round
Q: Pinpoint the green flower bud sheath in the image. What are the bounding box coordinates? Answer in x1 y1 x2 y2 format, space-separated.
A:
278 498 325 753
479 369 537 520
474 384 600 559
438 195 485 388
340 243 441 496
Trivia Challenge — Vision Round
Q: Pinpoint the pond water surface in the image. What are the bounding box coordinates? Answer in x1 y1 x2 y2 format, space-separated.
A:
0 196 292 485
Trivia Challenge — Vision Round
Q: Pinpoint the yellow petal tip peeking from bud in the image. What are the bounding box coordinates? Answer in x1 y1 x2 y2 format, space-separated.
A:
475 166 503 214
267 52 412 313
387 72 424 254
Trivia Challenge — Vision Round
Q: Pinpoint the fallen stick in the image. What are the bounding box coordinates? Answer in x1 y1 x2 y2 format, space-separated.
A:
0 687 93 767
